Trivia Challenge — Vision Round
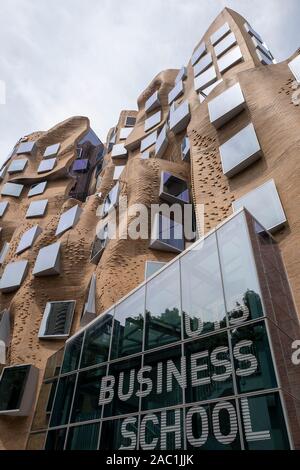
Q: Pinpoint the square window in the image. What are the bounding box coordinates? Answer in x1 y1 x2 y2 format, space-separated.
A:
119 128 132 140
0 260 29 293
101 183 119 218
28 181 47 197
0 201 9 217
214 32 237 58
288 55 300 82
16 141 36 155
125 116 136 127
1 182 24 197
55 204 82 237
194 65 217 92
43 143 60 159
193 53 213 77
111 144 127 159
113 166 125 180
218 46 243 74
140 130 157 152
155 124 168 158
175 66 187 84
33 242 61 276
232 179 287 232
208 82 246 128
26 199 48 218
159 171 189 204
72 159 89 172
219 123 262 177
210 22 231 45
38 301 76 339
7 158 28 174
16 225 42 255
0 364 38 416
191 42 206 66
168 80 184 105
169 100 190 134
145 110 162 132
150 213 184 253
145 91 160 113
37 158 56 173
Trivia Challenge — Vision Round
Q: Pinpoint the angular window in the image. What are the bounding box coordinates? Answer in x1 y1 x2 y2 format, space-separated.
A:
0 165 7 181
150 213 184 253
113 165 125 180
194 65 217 92
72 159 89 172
38 301 76 339
219 123 262 177
288 54 300 82
43 143 60 159
159 171 189 204
175 66 187 84
193 52 213 77
191 42 206 66
169 100 191 134
210 22 231 45
101 182 119 218
28 181 47 197
0 364 38 416
199 79 223 103
181 136 190 161
90 224 109 264
0 260 29 293
111 144 127 159
145 261 166 279
16 225 42 255
140 130 157 152
55 204 82 237
0 309 10 364
251 37 274 61
155 124 168 158
208 82 246 128
256 49 273 65
168 80 184 105
0 242 10 265
33 242 61 277
81 273 96 326
1 182 24 197
125 116 136 127
214 32 237 58
26 199 48 218
37 158 56 173
232 179 286 232
0 201 9 217
16 141 36 155
119 127 132 140
145 110 161 132
80 309 113 368
145 90 160 113
218 46 243 73
244 22 263 43
7 158 28 174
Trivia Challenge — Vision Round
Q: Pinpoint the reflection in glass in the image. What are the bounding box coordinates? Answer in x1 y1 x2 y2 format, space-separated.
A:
66 423 100 450
80 310 113 368
49 374 76 427
111 288 144 360
71 367 106 422
31 379 57 431
100 417 138 450
145 261 181 350
61 333 83 374
181 233 226 338
45 428 67 450
141 409 183 450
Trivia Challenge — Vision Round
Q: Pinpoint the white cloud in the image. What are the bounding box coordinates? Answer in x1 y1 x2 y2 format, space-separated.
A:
0 0 299 164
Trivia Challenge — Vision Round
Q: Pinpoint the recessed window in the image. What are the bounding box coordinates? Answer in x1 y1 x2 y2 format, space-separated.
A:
119 128 132 140
0 364 38 416
43 143 60 159
233 179 287 232
55 204 82 237
0 309 10 364
76 147 83 159
33 242 61 277
81 274 96 325
26 199 48 218
145 110 161 132
111 144 127 159
191 42 206 66
175 66 187 84
1 182 24 197
38 301 76 339
155 124 168 158
194 65 217 92
150 213 184 253
0 201 9 217
72 159 89 172
218 46 243 73
113 166 125 180
37 158 56 174
199 79 223 103
168 80 184 105
0 242 9 265
101 183 119 218
210 22 231 46
193 53 213 77
214 32 237 58
140 130 157 152
208 82 246 128
16 225 42 255
7 158 28 174
0 165 7 181
16 141 36 155
125 116 136 127
159 171 189 204
145 91 160 113
145 261 166 280
181 136 190 161
90 224 109 264
289 55 300 82
219 123 262 177
244 22 263 43
169 100 191 134
256 49 273 65
0 260 29 293
28 181 47 197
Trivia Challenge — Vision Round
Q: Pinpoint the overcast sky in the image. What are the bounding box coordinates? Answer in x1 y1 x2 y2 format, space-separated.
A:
0 0 299 164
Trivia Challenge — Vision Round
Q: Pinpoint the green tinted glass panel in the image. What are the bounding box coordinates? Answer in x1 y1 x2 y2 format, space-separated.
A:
45 428 67 450
140 408 184 450
61 333 83 373
71 366 106 423
49 374 76 427
100 416 138 450
66 423 100 450
0 365 29 411
80 311 113 368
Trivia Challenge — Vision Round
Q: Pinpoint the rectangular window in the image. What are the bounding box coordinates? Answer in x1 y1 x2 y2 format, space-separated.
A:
80 309 113 368
55 204 82 237
256 49 273 65
168 80 184 105
125 116 136 127
155 124 168 158
150 213 185 253
159 171 189 204
119 127 132 140
101 182 119 218
244 22 263 43
191 42 206 66
38 301 76 339
208 82 246 128
214 32 237 58
37 158 56 173
1 182 24 197
113 165 125 180
181 136 190 161
218 46 243 73
16 225 42 255
90 224 109 264
111 144 127 159
140 130 158 152
193 53 213 77
43 143 60 159
288 54 300 82
199 79 223 103
0 260 29 293
145 110 162 132
0 201 9 217
7 158 28 174
145 91 160 113
32 241 61 276
0 364 38 416
194 65 217 92
175 66 187 84
72 159 89 172
16 141 36 154
210 22 231 45
169 100 190 134
26 199 48 218
28 181 47 197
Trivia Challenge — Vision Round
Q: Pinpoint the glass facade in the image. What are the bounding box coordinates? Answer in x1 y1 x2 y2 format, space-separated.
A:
31 210 295 450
